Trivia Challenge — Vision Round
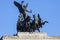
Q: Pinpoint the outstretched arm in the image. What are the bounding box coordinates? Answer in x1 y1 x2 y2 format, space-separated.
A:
26 10 32 13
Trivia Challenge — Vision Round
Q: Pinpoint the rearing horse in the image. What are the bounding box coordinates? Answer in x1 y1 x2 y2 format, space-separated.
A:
14 1 32 19
30 14 48 32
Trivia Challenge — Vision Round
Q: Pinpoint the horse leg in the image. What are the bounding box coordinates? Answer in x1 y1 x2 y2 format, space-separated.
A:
37 28 40 32
32 28 35 32
33 29 35 32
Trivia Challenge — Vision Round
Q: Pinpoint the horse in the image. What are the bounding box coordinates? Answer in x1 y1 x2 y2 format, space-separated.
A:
17 15 32 32
29 15 40 32
30 14 48 32
30 20 48 32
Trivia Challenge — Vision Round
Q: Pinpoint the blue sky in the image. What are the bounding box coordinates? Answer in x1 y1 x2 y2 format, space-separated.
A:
0 0 60 37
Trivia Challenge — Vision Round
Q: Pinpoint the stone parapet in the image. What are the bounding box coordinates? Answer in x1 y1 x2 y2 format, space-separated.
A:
2 32 60 40
17 32 47 39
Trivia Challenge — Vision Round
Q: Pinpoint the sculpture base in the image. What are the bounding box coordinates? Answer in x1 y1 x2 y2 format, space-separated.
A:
2 32 60 40
17 32 47 39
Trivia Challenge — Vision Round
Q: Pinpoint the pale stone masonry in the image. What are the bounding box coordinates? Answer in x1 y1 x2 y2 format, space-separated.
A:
1 32 60 40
